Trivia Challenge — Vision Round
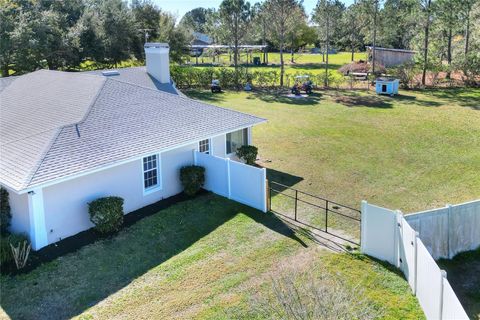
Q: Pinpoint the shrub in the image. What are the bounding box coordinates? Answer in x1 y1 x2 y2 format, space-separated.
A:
236 145 258 165
0 187 11 236
88 197 124 234
180 166 205 196
0 233 29 267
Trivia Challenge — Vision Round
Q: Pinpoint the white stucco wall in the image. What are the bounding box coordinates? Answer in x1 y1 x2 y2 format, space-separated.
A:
42 142 197 244
2 185 30 235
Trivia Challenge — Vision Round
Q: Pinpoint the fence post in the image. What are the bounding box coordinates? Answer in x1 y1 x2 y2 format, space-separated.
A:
413 231 419 295
262 169 267 213
266 179 270 212
294 190 298 221
394 210 402 268
439 270 447 320
446 204 452 259
360 200 368 253
325 200 329 233
226 158 231 199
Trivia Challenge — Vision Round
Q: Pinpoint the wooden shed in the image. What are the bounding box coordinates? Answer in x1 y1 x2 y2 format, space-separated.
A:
367 47 416 67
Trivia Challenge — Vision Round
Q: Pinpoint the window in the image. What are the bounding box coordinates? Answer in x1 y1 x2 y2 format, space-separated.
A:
199 139 210 154
226 128 248 154
143 154 160 190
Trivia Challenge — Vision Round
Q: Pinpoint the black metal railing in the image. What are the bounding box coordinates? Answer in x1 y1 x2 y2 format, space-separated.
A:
268 181 361 245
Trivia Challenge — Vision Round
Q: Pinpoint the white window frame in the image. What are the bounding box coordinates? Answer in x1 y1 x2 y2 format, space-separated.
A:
226 128 249 156
198 138 211 154
142 154 162 195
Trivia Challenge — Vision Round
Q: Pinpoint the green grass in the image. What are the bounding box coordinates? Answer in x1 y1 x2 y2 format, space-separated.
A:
0 194 423 319
186 87 480 213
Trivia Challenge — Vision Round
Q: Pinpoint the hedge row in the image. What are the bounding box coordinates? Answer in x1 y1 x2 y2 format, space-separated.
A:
171 66 347 89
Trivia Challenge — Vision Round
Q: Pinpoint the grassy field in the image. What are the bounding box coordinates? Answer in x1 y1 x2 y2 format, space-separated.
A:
0 194 423 319
186 87 480 213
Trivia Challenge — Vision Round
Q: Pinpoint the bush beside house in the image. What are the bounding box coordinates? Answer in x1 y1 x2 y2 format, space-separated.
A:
180 166 205 196
88 197 125 234
236 145 258 165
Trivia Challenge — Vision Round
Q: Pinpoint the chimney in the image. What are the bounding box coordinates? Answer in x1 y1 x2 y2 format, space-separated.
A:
144 43 170 84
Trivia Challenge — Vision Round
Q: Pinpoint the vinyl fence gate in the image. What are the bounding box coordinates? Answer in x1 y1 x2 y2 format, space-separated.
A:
268 181 361 245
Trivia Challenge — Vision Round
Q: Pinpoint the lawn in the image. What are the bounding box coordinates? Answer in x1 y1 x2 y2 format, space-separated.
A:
186 87 480 213
0 194 423 319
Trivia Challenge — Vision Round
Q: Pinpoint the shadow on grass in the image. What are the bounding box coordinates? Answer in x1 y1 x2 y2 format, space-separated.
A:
252 89 322 105
418 87 480 110
394 93 443 107
437 248 480 319
183 89 227 103
267 168 303 190
331 92 393 108
0 193 306 320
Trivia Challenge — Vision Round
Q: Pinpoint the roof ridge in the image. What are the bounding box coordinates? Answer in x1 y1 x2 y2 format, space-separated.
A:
24 78 108 189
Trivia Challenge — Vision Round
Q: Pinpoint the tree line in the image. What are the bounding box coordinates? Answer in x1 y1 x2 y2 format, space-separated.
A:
1 0 479 85
0 0 191 77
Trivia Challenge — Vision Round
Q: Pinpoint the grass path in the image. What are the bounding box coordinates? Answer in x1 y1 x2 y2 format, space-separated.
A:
187 88 480 213
0 194 423 319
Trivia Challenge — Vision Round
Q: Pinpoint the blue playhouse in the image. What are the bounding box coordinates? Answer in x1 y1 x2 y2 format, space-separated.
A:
375 77 399 96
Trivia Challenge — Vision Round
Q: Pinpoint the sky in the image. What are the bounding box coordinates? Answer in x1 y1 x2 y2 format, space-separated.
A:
154 0 354 20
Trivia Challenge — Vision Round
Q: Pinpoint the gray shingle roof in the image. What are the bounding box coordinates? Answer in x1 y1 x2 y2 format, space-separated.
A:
0 69 265 192
85 67 179 95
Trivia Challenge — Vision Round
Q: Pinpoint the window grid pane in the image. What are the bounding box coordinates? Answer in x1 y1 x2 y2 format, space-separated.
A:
199 139 210 154
143 154 159 190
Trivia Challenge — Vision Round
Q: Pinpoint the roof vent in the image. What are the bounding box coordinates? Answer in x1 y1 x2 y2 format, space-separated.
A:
101 70 120 76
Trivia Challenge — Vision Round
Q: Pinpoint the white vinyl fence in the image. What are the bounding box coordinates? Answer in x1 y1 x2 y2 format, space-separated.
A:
361 201 470 320
406 200 480 259
194 152 267 212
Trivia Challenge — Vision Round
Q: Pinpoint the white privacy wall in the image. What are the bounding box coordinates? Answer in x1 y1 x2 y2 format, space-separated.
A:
194 151 267 212
406 200 480 259
361 201 470 320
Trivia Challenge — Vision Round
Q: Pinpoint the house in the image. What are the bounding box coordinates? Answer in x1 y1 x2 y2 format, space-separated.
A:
0 43 266 250
366 47 416 67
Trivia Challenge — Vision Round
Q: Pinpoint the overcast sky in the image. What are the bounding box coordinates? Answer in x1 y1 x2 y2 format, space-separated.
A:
153 0 354 20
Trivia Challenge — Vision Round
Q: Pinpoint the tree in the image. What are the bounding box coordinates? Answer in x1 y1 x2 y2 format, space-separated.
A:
219 0 252 75
420 0 433 86
132 1 161 41
156 11 192 63
314 0 345 86
435 0 461 77
179 7 212 33
341 2 367 61
263 0 301 86
459 0 478 55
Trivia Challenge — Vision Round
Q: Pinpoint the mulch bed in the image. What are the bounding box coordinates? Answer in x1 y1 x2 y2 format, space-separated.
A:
1 190 207 276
